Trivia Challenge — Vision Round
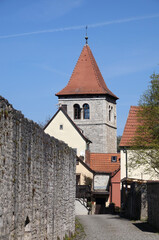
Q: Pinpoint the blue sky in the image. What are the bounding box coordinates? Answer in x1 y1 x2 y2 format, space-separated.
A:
1 0 159 136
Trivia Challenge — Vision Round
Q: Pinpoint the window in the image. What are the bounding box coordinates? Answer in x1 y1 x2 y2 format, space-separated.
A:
111 156 117 162
109 106 113 121
83 103 90 119
76 174 80 185
109 109 111 121
74 104 81 119
59 124 63 130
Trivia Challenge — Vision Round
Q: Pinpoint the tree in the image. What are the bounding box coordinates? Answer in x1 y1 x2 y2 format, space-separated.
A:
84 176 92 187
130 73 159 174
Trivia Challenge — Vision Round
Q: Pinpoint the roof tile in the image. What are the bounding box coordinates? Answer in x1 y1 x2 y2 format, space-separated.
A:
120 106 140 147
90 153 120 173
56 45 118 99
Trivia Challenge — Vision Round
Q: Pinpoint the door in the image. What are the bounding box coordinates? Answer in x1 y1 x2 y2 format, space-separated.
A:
95 198 105 214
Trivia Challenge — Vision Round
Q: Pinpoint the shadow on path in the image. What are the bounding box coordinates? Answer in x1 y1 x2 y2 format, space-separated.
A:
133 222 158 233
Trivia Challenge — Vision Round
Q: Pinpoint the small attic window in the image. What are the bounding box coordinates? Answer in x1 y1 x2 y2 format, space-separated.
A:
111 156 117 162
60 125 63 130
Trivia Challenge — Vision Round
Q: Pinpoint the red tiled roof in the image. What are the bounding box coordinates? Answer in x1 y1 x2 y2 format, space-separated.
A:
90 153 120 173
56 45 118 99
120 106 140 147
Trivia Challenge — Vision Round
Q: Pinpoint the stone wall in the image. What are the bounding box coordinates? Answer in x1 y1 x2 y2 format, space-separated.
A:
0 96 76 240
147 181 159 230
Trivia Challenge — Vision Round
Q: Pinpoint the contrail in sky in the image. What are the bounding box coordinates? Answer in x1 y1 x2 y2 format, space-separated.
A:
0 14 159 39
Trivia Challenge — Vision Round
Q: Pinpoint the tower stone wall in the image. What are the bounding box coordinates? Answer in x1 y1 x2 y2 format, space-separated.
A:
59 95 117 153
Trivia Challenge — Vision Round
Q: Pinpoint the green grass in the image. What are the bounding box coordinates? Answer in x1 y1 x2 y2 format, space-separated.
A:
63 218 86 240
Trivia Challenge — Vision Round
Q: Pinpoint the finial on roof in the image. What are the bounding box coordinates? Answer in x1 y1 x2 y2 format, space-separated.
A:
85 26 88 45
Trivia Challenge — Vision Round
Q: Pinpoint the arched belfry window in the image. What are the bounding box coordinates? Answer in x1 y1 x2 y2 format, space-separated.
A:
74 104 81 119
83 104 90 119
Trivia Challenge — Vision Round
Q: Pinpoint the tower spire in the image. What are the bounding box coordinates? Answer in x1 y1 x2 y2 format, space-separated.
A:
56 44 118 100
85 26 88 45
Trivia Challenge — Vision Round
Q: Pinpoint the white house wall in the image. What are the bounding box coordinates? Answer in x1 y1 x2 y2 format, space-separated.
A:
94 174 109 190
121 149 159 181
44 111 86 158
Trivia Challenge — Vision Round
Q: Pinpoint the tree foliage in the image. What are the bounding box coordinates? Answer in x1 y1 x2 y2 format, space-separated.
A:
131 73 159 174
84 176 92 186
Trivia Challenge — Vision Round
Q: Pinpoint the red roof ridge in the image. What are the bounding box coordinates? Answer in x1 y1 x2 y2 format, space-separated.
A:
86 45 106 93
87 46 116 97
85 45 118 98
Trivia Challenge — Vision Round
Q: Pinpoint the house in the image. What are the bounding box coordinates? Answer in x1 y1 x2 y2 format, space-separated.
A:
76 157 94 215
44 107 91 160
120 106 159 220
90 153 120 210
120 106 159 181
76 156 94 185
76 153 121 214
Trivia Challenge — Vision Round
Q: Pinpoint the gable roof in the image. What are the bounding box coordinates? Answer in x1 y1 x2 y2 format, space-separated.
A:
77 157 95 174
43 107 91 144
90 153 120 173
56 44 118 99
119 106 140 147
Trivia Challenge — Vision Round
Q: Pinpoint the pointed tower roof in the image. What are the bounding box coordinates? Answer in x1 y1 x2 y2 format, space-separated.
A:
56 44 118 99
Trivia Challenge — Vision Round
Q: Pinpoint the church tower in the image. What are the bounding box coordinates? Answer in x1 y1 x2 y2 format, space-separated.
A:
56 39 118 153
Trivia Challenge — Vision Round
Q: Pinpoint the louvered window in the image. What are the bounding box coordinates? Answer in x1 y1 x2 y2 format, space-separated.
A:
74 104 81 119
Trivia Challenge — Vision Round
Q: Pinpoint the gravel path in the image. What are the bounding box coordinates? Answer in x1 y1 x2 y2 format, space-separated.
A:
76 214 159 240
